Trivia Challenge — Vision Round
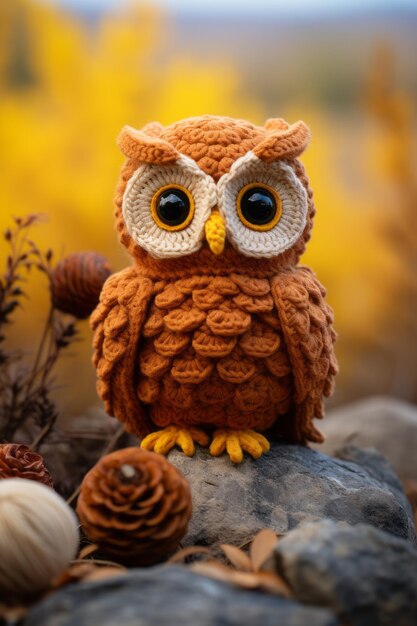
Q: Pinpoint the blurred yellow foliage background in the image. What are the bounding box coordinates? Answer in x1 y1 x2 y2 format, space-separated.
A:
0 0 416 417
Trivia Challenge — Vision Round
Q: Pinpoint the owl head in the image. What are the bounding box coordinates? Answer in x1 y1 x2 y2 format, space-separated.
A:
114 115 315 279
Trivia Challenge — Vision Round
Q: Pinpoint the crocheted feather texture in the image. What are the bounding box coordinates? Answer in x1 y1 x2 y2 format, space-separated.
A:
91 115 338 463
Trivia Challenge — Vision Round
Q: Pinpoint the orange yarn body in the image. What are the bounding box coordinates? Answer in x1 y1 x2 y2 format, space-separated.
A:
91 115 338 448
137 273 292 433
91 263 336 445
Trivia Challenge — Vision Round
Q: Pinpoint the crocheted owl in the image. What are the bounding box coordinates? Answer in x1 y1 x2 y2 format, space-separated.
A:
91 115 338 463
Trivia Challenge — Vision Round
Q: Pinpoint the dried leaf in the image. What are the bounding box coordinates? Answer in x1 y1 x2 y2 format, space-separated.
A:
226 570 264 589
191 561 242 585
250 529 278 572
192 561 256 588
220 544 253 572
71 558 125 570
81 567 126 583
191 562 291 597
78 543 99 560
255 571 292 597
51 563 96 589
52 561 126 590
168 546 211 563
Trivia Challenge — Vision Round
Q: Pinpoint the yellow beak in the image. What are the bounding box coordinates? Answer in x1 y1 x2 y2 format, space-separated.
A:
205 211 226 255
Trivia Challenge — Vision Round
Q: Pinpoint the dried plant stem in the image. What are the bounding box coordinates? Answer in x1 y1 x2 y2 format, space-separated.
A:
26 303 54 397
0 215 81 444
66 486 82 508
29 418 57 452
101 424 127 456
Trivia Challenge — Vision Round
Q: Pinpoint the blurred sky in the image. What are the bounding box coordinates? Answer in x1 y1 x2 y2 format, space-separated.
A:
44 0 417 16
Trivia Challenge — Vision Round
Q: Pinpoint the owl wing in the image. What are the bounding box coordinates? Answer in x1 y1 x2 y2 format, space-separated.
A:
90 267 154 437
270 266 338 444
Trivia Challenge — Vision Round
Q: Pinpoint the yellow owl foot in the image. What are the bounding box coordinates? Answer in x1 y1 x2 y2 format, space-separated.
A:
209 429 270 464
140 426 210 457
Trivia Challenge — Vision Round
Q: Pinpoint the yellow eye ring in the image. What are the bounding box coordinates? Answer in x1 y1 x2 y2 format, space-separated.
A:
236 182 282 232
150 184 195 232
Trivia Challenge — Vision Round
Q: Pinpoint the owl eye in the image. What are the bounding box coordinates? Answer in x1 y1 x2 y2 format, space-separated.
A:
122 155 217 259
218 153 308 258
237 183 282 231
151 185 194 231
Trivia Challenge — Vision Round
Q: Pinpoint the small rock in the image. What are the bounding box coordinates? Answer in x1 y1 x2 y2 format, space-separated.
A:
169 443 416 551
23 566 338 626
274 519 417 626
315 396 417 482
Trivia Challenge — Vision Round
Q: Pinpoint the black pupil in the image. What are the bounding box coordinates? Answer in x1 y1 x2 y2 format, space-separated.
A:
240 187 276 225
156 188 190 226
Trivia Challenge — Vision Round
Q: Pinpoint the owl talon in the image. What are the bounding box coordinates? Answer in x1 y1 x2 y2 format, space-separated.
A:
141 426 209 457
210 429 270 464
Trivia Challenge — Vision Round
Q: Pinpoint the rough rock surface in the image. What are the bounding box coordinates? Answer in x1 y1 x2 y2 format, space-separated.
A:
169 442 416 550
274 519 417 626
23 566 338 626
315 396 417 482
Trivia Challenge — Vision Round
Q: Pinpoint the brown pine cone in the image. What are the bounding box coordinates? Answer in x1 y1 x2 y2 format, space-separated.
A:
51 252 111 319
76 447 192 565
0 444 53 487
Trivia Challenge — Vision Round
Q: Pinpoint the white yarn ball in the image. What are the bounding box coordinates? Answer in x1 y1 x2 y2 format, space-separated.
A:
0 478 79 599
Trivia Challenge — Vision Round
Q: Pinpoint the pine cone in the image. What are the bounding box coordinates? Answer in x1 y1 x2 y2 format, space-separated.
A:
0 444 53 487
51 252 111 319
77 448 192 565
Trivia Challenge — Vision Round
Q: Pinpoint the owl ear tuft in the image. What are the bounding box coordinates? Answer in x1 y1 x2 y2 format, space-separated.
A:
140 121 165 137
254 120 311 162
117 125 179 164
264 118 290 132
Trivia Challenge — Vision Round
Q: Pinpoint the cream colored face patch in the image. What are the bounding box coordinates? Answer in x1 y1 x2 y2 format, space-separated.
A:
123 151 307 260
122 155 217 259
217 151 308 258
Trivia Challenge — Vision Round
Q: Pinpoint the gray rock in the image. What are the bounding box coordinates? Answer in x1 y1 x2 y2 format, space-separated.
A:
23 565 338 626
168 443 416 551
315 396 417 482
274 519 417 626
